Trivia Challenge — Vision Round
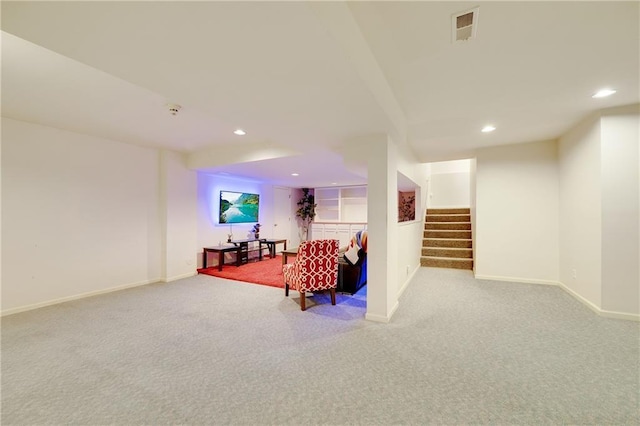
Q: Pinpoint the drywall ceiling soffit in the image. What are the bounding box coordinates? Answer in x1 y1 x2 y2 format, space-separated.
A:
197 150 368 189
1 2 394 153
308 1 408 144
1 31 232 152
186 142 301 171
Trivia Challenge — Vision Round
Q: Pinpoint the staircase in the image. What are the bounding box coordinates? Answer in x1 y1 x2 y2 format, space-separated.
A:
421 208 473 270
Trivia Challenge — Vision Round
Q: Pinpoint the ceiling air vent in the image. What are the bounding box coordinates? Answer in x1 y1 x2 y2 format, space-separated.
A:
452 7 479 42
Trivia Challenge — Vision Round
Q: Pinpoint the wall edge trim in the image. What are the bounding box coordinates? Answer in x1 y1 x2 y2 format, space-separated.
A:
162 272 197 283
474 274 559 286
557 281 640 322
365 300 399 323
1 278 157 317
397 265 419 298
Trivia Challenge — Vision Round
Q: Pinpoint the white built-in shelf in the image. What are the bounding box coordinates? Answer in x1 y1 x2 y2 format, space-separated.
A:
314 185 367 223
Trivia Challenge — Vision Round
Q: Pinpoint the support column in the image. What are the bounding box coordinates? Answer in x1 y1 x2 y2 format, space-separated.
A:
364 136 399 322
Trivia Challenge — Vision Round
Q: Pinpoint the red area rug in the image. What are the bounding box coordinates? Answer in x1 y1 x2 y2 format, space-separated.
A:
197 255 285 289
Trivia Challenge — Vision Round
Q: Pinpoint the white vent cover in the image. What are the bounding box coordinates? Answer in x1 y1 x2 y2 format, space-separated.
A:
166 103 182 116
452 7 479 42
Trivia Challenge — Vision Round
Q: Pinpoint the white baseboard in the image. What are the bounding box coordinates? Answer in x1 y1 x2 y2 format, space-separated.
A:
397 265 420 299
365 301 399 323
557 281 640 322
598 310 640 321
162 271 197 283
474 274 560 286
366 264 420 323
471 274 639 321
389 300 399 320
1 278 157 317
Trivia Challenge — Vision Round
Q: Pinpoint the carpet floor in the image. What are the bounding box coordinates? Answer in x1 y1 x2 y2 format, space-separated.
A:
197 255 285 288
2 268 638 425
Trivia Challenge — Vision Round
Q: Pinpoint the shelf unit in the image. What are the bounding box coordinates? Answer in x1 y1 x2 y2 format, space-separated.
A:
314 186 367 223
314 188 340 222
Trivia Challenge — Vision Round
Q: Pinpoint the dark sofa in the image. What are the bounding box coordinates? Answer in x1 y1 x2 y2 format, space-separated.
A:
337 257 367 294
336 230 367 294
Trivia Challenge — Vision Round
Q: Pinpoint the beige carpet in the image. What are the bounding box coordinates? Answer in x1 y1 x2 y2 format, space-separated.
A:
2 268 638 425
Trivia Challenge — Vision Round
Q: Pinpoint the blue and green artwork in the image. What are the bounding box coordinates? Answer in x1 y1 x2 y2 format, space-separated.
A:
219 191 259 224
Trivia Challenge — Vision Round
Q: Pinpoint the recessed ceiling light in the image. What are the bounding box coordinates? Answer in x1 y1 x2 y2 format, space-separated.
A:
233 129 246 136
331 182 337 185
592 89 616 98
481 125 496 133
291 173 299 176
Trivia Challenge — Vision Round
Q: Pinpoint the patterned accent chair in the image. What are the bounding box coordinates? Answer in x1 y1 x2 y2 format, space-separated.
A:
282 239 339 311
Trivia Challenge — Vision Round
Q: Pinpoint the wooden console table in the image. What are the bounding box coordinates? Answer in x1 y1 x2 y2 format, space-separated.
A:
202 238 288 271
281 247 299 266
260 238 287 258
202 245 242 271
229 238 266 264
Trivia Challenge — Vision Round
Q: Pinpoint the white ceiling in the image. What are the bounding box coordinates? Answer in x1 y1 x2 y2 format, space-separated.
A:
2 1 638 188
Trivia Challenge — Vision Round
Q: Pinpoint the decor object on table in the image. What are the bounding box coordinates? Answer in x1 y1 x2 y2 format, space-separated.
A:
283 239 339 311
295 188 316 240
227 224 233 243
251 223 261 239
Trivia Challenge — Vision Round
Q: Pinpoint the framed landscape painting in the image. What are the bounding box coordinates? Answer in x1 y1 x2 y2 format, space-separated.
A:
219 191 260 224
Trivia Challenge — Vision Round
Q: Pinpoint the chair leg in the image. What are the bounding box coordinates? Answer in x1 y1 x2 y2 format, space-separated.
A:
300 292 306 311
330 288 336 305
285 283 289 297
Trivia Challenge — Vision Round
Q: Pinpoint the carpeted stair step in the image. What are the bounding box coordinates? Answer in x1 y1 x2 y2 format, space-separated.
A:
425 222 471 230
426 214 471 223
424 238 472 248
422 247 473 258
426 208 470 215
421 256 473 270
424 230 472 239
421 207 473 271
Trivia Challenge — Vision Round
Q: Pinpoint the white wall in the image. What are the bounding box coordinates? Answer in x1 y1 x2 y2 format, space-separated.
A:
427 159 471 208
558 115 603 307
160 150 198 282
475 140 559 284
396 149 428 298
600 106 639 315
397 220 423 295
469 158 477 269
2 118 163 313
558 106 639 317
430 159 471 174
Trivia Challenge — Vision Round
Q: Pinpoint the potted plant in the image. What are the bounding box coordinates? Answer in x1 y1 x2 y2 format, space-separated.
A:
296 188 316 240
